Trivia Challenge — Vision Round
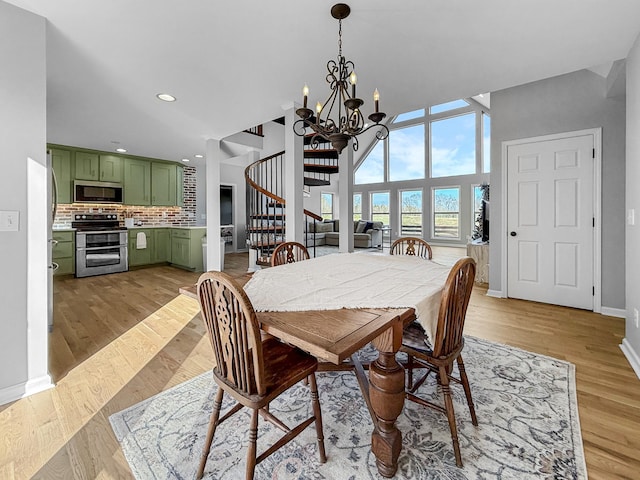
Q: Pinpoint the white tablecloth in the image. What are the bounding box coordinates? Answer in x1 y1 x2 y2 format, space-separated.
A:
244 252 451 343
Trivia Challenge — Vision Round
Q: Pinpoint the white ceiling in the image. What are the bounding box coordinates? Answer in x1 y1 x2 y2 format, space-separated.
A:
6 0 640 166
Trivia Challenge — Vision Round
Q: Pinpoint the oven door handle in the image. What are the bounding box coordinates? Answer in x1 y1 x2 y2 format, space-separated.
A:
77 245 126 251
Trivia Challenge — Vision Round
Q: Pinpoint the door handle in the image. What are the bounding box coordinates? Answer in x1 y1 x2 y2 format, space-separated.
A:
49 262 59 271
510 231 517 237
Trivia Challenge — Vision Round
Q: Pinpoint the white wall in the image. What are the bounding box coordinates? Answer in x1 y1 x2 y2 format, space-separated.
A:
623 32 640 373
0 1 51 404
490 69 626 310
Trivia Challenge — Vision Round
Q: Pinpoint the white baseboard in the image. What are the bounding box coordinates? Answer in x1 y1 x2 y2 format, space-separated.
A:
620 338 640 380
0 374 54 406
600 307 626 318
486 289 504 298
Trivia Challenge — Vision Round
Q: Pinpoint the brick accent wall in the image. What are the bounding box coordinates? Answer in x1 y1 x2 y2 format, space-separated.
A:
54 165 198 228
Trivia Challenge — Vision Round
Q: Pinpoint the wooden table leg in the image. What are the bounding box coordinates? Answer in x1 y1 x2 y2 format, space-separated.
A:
369 317 404 478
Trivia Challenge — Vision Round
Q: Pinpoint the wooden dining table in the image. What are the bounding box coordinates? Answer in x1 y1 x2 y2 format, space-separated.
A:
180 252 452 477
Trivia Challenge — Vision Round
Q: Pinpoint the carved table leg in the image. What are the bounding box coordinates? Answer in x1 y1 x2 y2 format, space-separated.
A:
369 318 404 478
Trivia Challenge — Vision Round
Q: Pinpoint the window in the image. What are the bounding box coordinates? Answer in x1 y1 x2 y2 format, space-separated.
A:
431 113 476 178
430 99 469 114
393 109 425 123
432 187 460 239
353 193 362 222
400 190 422 236
371 192 390 226
473 185 483 234
321 192 333 220
483 112 491 173
355 141 384 184
389 125 425 182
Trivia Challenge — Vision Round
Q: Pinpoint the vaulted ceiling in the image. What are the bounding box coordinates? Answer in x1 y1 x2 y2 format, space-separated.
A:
6 0 640 165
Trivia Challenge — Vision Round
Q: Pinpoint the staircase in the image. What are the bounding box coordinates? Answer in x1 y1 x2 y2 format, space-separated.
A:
245 135 338 265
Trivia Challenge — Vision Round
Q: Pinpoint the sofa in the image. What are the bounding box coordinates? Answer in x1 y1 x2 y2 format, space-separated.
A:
310 219 382 248
304 221 333 247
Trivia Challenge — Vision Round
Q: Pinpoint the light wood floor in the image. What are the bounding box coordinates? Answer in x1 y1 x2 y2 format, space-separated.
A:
1 251 638 479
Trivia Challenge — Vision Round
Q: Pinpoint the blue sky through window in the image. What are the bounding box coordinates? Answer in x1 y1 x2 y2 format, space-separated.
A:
355 141 384 184
393 109 425 123
430 99 469 114
431 113 476 178
389 125 425 182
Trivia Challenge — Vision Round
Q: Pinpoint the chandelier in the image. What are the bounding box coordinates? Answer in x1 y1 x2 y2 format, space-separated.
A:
293 3 389 154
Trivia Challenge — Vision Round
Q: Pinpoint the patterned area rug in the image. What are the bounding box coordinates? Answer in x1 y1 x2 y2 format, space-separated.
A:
110 337 586 479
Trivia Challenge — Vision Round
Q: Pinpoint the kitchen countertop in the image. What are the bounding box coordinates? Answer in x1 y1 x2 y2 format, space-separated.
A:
126 225 206 229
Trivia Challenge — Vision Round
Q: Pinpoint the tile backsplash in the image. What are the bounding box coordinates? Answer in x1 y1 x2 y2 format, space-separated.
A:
54 165 198 228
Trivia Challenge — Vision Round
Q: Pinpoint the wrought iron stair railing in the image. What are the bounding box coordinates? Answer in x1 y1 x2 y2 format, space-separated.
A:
245 151 324 265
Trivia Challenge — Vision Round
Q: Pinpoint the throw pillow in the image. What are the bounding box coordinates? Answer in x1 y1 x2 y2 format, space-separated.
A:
356 220 368 233
365 221 374 232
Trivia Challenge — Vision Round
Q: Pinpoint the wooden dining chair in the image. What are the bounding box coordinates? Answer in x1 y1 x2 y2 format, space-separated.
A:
390 237 433 259
400 256 477 467
271 241 310 267
196 271 326 480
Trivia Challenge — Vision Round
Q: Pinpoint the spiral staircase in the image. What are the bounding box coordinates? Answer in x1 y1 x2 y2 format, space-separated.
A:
244 134 338 265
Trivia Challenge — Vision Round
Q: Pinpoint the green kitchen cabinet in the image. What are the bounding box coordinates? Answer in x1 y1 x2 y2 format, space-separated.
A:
128 228 172 267
74 151 100 181
151 162 177 206
52 230 75 276
152 228 171 263
75 152 123 183
171 228 206 271
123 158 151 205
128 229 154 266
98 155 123 182
50 148 72 204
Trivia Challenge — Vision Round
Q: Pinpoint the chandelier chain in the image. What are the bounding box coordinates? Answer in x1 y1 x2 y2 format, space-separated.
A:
338 19 342 58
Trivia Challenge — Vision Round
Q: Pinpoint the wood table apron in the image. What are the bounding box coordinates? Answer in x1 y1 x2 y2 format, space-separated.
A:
180 285 414 478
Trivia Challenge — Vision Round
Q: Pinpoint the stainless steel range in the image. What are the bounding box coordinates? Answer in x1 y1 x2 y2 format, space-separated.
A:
72 213 128 278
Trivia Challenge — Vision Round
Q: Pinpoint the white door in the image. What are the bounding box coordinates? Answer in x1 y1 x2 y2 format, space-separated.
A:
507 133 594 310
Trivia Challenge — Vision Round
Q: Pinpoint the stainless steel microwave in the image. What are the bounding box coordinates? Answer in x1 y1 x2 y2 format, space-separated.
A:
74 180 123 203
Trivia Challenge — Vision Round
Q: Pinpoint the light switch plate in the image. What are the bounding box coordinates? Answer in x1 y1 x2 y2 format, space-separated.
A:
0 210 20 231
628 209 635 226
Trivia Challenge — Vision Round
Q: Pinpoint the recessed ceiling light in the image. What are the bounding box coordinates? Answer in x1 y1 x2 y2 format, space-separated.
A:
156 93 176 102
194 154 204 159
115 148 127 153
181 158 190 162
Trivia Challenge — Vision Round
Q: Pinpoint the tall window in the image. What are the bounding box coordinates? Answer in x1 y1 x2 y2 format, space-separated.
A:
355 141 384 184
400 190 423 236
321 192 333 220
432 187 460 239
389 125 425 182
473 185 483 233
353 193 362 222
371 192 390 226
355 97 489 183
431 113 476 178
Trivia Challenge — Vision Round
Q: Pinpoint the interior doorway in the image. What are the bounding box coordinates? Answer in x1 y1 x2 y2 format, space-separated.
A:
502 128 601 311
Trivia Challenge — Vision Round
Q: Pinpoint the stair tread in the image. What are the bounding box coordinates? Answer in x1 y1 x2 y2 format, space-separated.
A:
304 177 331 186
250 240 285 248
304 164 339 173
304 149 339 159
